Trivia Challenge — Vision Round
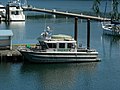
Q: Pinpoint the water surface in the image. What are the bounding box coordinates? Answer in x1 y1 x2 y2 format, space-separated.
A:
0 0 120 90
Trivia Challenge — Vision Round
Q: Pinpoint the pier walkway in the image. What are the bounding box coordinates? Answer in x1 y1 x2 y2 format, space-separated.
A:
0 45 22 62
0 44 34 62
23 7 110 21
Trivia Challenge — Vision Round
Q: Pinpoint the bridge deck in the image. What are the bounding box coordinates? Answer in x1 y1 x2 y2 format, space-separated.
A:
23 7 110 21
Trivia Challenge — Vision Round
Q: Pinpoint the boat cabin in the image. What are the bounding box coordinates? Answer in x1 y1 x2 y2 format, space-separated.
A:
6 1 25 21
37 34 77 52
9 6 23 15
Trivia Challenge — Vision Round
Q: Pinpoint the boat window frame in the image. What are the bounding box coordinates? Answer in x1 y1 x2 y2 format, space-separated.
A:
15 11 19 15
11 11 19 15
67 43 72 48
47 43 57 48
59 43 65 48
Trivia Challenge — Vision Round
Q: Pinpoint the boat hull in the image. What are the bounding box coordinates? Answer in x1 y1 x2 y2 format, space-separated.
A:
10 15 25 21
103 29 120 36
20 51 100 63
102 23 120 36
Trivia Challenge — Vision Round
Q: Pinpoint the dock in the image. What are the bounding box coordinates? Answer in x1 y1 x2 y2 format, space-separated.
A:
0 44 35 62
0 45 22 62
23 7 110 21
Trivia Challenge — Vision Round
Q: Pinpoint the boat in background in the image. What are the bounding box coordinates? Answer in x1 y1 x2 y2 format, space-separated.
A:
7 0 25 21
101 0 120 36
101 22 120 36
18 26 99 63
0 0 25 21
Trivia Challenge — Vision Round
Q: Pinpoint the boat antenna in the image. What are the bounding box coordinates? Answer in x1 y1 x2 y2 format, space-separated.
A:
44 13 47 32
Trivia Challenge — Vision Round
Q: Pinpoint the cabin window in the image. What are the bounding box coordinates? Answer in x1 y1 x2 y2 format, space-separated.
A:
16 6 20 9
59 43 65 48
67 43 73 48
15 11 19 15
11 11 15 15
47 43 52 48
47 43 57 48
11 11 19 15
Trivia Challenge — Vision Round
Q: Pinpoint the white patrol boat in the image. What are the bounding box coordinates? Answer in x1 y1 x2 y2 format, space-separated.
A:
18 26 99 63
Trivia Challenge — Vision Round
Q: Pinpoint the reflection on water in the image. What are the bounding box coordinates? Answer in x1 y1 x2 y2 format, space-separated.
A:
0 0 120 89
20 62 98 90
7 22 26 43
101 35 120 60
0 62 99 90
0 22 26 44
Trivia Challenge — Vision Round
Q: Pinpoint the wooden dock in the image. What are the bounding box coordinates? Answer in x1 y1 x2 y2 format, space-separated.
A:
0 45 22 62
23 7 110 21
0 44 36 62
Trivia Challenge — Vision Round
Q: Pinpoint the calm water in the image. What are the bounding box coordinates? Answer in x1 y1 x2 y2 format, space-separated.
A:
0 0 120 90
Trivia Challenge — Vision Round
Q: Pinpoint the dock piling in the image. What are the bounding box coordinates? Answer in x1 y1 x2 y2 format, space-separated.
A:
74 17 78 44
6 4 10 22
87 19 90 49
0 53 2 63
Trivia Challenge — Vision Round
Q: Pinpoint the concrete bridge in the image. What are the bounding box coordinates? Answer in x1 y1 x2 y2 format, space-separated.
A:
23 7 110 21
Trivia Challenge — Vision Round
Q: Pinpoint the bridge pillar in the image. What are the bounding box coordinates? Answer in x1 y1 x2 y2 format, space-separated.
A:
87 19 90 49
6 4 10 22
74 17 78 44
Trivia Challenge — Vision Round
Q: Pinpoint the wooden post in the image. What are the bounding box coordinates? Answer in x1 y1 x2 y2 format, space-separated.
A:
6 4 10 22
6 4 8 21
87 19 90 49
9 36 12 50
0 15 1 23
74 17 78 43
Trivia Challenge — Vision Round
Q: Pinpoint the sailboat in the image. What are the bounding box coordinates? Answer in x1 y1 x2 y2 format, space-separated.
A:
101 0 120 36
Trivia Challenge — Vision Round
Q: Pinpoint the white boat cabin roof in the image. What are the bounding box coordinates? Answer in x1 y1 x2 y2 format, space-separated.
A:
44 40 76 44
51 34 73 40
38 34 76 43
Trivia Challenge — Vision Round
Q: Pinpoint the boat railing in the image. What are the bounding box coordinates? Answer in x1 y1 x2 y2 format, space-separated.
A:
29 46 46 52
17 46 31 52
56 48 77 52
77 47 96 52
57 48 71 52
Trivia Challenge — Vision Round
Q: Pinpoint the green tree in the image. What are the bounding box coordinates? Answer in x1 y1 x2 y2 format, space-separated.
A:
92 0 119 20
92 0 101 16
111 0 119 21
